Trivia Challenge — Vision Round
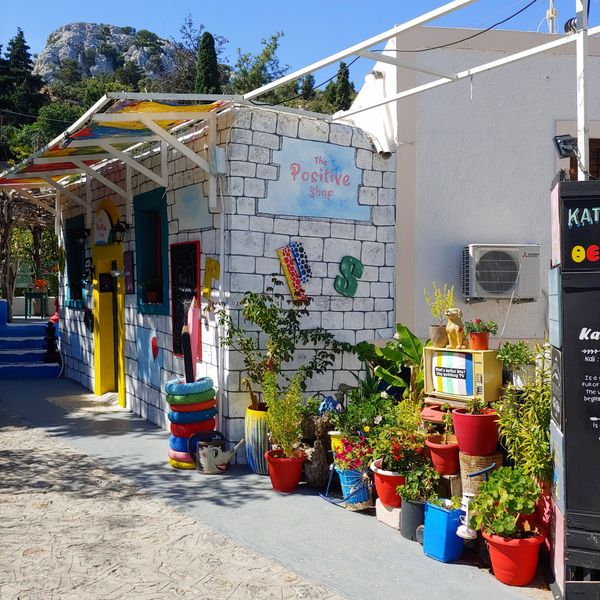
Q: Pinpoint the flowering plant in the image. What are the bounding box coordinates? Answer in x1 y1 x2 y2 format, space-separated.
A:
334 435 373 471
463 319 498 335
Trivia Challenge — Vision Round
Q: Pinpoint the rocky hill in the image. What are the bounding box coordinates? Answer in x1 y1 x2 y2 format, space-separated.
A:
33 23 177 82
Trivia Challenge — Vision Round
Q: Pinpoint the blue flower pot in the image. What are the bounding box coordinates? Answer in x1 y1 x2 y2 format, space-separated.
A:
335 467 371 509
423 501 464 563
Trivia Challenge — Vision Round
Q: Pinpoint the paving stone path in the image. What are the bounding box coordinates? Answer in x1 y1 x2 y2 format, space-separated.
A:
0 404 344 600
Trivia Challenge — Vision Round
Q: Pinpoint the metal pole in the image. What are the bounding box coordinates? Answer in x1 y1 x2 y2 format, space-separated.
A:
576 0 589 180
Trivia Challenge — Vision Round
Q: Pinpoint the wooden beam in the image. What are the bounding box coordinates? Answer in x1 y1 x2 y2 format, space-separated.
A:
40 175 88 209
140 117 211 174
354 49 458 80
97 141 166 187
73 160 128 200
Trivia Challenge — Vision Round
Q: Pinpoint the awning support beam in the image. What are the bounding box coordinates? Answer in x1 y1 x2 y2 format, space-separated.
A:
140 117 211 175
73 160 128 200
97 141 167 188
14 189 56 215
354 49 458 80
40 175 88 209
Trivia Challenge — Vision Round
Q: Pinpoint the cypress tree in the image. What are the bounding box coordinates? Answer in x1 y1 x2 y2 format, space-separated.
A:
300 74 315 100
335 61 353 111
194 31 220 94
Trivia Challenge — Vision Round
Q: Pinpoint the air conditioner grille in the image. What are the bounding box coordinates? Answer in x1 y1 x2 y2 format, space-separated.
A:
462 247 470 296
475 250 519 294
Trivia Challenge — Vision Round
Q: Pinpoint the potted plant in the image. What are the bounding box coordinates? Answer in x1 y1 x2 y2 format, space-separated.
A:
217 278 350 474
495 345 552 544
424 282 455 347
452 396 498 456
334 434 373 511
497 341 535 388
425 405 460 475
463 319 498 351
262 371 306 493
423 496 464 562
396 463 441 541
470 467 544 586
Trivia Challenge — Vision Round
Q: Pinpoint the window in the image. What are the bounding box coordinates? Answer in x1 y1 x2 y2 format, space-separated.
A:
134 187 169 315
64 215 86 308
570 139 600 179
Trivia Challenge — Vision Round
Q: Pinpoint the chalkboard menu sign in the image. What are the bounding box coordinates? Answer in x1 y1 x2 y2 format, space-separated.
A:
170 241 200 356
124 251 135 294
557 180 600 271
561 273 600 514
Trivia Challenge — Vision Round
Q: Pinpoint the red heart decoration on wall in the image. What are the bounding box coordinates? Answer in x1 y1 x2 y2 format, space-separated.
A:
151 336 159 361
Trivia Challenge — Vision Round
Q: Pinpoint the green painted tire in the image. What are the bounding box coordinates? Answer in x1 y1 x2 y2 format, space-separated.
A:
166 389 216 405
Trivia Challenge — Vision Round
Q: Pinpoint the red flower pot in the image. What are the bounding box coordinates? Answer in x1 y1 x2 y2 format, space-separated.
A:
264 449 306 493
370 458 405 508
468 332 489 350
483 530 545 586
452 408 498 456
425 434 460 475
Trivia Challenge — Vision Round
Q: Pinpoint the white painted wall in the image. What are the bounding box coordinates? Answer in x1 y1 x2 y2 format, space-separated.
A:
392 27 600 344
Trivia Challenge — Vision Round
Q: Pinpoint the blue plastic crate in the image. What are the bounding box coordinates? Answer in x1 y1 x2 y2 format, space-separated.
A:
423 502 464 563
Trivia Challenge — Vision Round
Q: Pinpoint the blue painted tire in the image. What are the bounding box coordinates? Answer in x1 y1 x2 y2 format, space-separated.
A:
169 434 190 453
168 407 217 424
164 377 214 396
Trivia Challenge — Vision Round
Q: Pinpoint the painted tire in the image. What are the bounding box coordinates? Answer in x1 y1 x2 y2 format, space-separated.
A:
168 407 217 424
168 449 195 462
165 377 213 396
166 389 216 405
169 434 191 453
169 400 216 413
170 419 216 437
169 458 196 470
245 406 269 475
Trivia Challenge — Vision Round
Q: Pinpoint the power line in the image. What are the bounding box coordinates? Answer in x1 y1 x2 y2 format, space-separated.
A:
0 108 75 124
388 0 541 53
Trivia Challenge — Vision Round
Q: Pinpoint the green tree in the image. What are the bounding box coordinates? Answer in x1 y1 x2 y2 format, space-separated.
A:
115 61 143 89
300 74 315 100
55 58 82 86
194 31 220 94
335 61 354 111
229 32 288 97
0 29 46 128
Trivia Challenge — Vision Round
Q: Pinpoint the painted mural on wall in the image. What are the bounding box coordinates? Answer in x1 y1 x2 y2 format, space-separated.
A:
173 183 212 231
260 138 368 220
136 326 163 389
277 241 311 300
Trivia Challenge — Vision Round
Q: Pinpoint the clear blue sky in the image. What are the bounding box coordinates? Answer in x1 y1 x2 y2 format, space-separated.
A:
0 0 596 84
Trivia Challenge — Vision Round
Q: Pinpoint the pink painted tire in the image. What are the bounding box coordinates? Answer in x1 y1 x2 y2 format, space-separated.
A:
168 449 194 463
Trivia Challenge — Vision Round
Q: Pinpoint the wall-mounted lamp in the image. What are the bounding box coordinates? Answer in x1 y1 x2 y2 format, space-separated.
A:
76 228 90 247
83 258 95 285
553 135 578 159
111 219 131 244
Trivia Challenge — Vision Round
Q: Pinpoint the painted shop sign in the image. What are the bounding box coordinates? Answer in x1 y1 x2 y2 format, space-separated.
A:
554 180 600 271
94 209 112 245
260 138 368 220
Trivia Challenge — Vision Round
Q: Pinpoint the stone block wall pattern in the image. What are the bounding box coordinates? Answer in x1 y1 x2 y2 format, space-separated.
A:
58 105 396 457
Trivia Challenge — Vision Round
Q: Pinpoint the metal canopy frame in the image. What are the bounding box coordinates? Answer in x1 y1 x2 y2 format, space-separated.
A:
244 0 594 180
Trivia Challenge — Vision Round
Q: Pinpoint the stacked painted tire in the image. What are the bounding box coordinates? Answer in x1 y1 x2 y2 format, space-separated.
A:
165 376 217 470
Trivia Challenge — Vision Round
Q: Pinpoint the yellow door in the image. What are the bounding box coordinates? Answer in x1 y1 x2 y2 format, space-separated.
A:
92 244 126 407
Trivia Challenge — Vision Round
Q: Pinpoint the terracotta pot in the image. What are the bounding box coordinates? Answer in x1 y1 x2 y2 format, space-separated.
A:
425 434 460 475
265 449 306 493
468 332 489 350
428 325 449 348
483 530 544 586
452 408 498 456
370 458 405 508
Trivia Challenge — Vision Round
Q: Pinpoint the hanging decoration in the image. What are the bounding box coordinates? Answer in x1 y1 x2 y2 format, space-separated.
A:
277 241 312 300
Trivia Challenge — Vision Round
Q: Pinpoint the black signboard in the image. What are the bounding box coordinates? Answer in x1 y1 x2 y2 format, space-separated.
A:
561 273 600 514
170 241 200 356
558 180 600 271
124 251 135 294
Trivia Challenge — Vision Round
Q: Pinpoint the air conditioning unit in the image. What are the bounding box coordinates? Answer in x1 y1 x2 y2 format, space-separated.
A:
462 244 540 301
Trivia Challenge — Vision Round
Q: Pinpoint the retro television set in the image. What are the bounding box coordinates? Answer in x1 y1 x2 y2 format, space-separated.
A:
423 346 502 406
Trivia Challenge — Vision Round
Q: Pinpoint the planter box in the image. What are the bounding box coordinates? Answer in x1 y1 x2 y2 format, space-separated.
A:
423 501 464 563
